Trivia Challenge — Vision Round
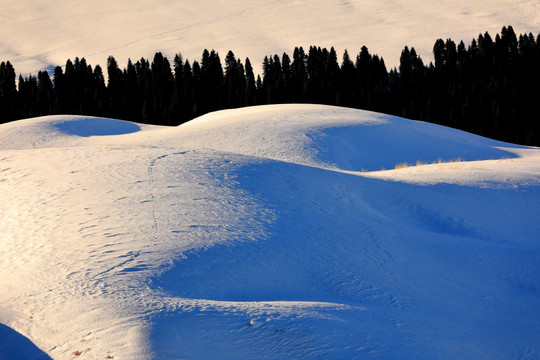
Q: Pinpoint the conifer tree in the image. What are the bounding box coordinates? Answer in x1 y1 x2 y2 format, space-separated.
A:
291 47 307 102
199 49 223 113
107 55 124 118
224 50 242 108
17 74 38 118
36 70 54 116
281 53 292 102
325 47 340 104
91 65 106 116
0 61 17 122
244 57 256 106
52 66 66 114
339 49 355 107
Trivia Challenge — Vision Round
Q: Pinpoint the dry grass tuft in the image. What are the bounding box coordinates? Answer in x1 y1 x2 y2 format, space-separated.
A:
394 162 409 170
391 157 469 170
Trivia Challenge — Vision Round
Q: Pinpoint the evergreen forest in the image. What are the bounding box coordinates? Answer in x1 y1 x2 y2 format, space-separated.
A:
1 26 539 146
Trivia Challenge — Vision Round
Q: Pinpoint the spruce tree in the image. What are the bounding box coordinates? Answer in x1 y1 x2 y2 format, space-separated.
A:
107 56 124 119
291 47 307 102
244 57 256 106
0 61 17 122
36 70 53 116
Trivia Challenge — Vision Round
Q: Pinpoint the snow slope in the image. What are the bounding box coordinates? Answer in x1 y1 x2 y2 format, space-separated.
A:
1 104 540 359
2 0 539 76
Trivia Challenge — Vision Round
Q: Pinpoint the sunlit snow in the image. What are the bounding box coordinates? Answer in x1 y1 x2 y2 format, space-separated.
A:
1 0 539 75
1 104 539 359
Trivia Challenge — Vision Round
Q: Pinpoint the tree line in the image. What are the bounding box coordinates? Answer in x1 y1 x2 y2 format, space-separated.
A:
1 26 539 145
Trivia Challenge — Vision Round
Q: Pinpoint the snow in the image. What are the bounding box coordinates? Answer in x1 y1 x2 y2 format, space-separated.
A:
2 0 539 76
0 324 51 360
0 116 144 150
1 104 540 359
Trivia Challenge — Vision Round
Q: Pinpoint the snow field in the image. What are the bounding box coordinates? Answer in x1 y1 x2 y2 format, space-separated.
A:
2 0 539 76
0 104 539 359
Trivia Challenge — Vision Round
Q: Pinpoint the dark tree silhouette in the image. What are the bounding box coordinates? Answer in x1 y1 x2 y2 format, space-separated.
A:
1 26 539 145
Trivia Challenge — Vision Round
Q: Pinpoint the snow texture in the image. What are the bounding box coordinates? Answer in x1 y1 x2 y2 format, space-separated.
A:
1 104 540 359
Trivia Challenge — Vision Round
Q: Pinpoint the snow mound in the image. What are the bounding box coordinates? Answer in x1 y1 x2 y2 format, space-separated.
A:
174 104 524 171
1 105 540 359
0 115 143 150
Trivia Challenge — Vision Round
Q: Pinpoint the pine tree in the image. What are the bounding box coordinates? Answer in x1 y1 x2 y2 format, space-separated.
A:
147 52 174 124
107 55 124 118
0 61 17 122
224 50 242 108
281 52 292 102
36 70 54 116
91 65 106 116
291 47 307 102
244 57 256 106
325 47 340 104
17 74 38 118
199 49 223 113
339 49 355 107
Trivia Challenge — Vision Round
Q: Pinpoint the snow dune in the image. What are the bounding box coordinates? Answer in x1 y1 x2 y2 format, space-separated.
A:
1 104 540 359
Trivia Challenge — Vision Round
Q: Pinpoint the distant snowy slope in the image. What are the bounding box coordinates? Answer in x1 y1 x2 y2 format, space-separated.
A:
1 105 540 359
2 0 539 75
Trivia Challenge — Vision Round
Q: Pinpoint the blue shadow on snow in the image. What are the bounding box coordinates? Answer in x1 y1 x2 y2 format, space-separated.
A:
0 323 52 360
55 118 140 137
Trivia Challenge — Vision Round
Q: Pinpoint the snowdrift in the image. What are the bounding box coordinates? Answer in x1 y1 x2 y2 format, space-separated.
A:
1 105 539 359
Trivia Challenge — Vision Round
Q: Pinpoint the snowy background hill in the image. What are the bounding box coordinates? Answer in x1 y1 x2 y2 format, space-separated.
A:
1 104 540 359
2 0 540 75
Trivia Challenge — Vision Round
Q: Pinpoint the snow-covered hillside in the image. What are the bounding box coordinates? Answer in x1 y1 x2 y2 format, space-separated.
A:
2 0 539 76
1 105 540 359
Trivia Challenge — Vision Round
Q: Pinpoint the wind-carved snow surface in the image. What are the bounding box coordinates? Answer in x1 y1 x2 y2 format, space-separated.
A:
1 105 540 359
2 0 539 76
